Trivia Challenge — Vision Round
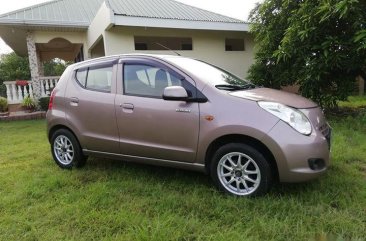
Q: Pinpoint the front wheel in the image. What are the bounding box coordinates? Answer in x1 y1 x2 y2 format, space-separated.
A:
210 143 272 197
51 129 87 169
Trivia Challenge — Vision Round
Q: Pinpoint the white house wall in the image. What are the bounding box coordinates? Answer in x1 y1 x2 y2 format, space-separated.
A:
90 38 105 58
87 1 113 55
33 31 86 44
33 31 88 59
104 26 254 78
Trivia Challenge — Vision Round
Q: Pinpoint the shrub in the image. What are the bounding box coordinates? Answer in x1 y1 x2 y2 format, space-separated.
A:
0 84 6 98
22 95 36 110
39 97 50 111
0 97 8 112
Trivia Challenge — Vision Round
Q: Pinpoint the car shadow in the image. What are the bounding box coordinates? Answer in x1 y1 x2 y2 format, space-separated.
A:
77 157 329 198
82 156 213 188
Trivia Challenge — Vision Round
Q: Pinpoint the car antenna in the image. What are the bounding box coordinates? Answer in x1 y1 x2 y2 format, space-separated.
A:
154 42 181 56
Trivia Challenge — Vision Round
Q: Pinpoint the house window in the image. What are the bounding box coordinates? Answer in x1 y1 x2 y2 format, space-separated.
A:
181 43 193 50
135 43 148 50
225 38 245 51
134 36 193 51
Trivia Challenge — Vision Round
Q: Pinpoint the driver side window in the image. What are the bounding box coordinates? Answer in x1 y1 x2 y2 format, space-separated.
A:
123 64 182 98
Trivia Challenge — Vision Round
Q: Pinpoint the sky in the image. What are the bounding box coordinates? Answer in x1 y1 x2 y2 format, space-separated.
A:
0 0 260 54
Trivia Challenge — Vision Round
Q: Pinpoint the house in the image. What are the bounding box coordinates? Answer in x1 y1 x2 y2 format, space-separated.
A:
0 0 254 105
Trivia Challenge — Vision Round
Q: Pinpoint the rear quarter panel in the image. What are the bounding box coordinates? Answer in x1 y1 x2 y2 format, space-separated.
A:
47 66 74 140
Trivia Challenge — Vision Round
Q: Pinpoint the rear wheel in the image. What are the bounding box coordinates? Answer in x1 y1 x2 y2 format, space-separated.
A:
210 143 272 197
51 129 87 169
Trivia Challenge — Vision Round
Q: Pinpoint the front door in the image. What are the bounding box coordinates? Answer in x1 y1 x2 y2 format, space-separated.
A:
115 60 200 163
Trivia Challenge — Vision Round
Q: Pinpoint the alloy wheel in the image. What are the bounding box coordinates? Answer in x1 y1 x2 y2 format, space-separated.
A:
53 135 75 165
217 152 261 196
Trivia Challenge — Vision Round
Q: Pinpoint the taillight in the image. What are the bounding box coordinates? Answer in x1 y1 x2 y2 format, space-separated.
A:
48 90 56 110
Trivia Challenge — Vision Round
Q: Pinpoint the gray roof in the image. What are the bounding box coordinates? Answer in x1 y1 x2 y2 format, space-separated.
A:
0 0 245 28
0 0 104 27
107 0 244 23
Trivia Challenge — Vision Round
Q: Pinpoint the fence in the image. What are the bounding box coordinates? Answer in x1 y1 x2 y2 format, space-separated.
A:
4 76 60 104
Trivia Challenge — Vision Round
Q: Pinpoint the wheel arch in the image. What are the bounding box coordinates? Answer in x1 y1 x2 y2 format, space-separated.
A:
48 125 79 144
204 134 279 181
49 124 88 168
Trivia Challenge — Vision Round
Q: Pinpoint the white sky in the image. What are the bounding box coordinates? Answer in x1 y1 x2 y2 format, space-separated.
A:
0 0 260 54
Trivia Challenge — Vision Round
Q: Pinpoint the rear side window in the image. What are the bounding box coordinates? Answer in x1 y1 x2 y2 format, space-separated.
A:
75 64 113 92
76 69 87 86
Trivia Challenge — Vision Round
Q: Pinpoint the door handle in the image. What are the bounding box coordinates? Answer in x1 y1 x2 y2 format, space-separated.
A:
70 97 79 107
121 103 134 110
70 97 79 103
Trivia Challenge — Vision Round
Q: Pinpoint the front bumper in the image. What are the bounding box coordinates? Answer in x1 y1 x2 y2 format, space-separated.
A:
262 120 331 183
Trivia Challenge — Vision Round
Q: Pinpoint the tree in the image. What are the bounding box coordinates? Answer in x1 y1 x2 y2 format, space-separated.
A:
0 53 30 97
248 0 366 108
0 52 31 82
44 58 71 77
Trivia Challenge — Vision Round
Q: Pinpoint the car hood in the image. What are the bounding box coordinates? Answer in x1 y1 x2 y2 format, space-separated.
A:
229 88 318 109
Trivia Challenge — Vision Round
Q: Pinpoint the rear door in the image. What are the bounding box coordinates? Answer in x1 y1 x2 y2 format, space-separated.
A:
115 58 200 163
65 60 120 153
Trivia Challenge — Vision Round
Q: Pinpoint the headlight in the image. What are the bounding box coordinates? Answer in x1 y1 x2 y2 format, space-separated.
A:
258 101 312 135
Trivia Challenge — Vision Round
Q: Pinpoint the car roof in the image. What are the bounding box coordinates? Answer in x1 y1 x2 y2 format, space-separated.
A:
70 53 185 68
68 53 194 76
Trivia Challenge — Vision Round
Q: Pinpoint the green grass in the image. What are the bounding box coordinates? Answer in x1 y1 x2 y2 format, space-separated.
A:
1 115 365 241
338 96 366 109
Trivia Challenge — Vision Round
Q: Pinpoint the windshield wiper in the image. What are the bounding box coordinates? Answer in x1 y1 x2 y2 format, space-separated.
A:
215 83 256 91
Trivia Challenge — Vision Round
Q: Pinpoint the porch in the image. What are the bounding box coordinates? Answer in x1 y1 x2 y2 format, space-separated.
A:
0 29 86 108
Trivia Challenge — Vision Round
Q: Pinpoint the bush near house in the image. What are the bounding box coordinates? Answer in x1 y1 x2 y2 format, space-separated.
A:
39 97 50 111
21 95 36 110
0 84 6 98
0 102 365 240
0 96 8 112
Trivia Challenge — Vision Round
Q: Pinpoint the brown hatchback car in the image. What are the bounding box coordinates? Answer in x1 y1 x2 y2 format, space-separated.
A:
47 54 331 196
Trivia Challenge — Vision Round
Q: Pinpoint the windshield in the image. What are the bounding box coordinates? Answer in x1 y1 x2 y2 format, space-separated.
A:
165 57 253 90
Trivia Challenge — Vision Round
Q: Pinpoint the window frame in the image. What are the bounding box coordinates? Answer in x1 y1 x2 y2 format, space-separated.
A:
74 62 115 93
121 59 198 100
134 36 193 51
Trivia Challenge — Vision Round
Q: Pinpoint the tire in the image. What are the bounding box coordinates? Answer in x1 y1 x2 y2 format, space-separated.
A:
51 129 87 169
210 143 272 197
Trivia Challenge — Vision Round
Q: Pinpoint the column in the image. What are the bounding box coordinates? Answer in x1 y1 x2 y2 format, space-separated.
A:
26 32 41 103
37 52 44 77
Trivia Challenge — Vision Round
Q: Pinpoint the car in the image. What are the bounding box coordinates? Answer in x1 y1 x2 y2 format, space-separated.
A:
46 54 331 197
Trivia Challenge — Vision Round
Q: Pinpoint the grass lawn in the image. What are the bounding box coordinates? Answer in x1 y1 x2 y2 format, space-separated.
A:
338 96 366 109
1 110 365 240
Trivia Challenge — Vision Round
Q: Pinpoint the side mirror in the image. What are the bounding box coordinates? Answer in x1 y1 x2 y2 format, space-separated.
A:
163 86 188 101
